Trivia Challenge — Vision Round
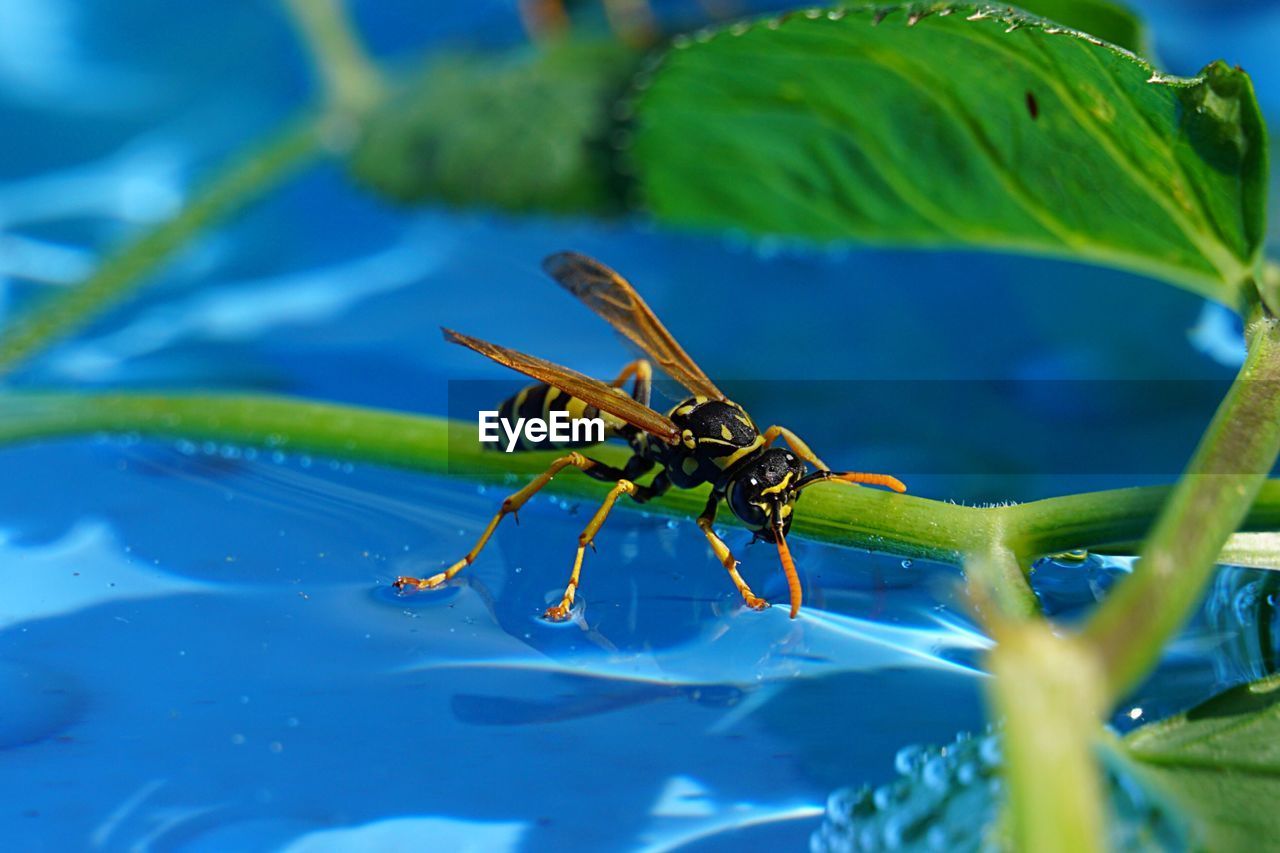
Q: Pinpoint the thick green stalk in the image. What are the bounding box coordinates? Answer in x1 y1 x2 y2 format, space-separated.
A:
1007 483 1280 555
5 391 1280 568
1084 312 1280 700
966 540 1041 623
0 120 324 378
987 622 1109 853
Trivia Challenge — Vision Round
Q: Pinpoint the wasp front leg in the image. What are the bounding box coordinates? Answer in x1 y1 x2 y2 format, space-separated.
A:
697 492 769 612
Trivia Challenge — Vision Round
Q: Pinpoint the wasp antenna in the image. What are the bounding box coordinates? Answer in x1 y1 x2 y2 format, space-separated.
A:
798 470 907 494
774 526 802 619
840 472 907 493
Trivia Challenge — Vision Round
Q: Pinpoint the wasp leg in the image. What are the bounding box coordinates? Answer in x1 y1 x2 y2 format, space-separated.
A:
631 470 671 505
762 425 832 471
544 478 637 621
609 358 653 408
697 492 769 611
393 452 600 593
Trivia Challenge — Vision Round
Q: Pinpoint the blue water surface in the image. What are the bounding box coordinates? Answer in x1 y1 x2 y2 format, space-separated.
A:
2 1 1279 850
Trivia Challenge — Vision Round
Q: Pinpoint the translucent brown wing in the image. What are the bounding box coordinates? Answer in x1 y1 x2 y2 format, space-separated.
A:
542 252 726 401
443 328 681 445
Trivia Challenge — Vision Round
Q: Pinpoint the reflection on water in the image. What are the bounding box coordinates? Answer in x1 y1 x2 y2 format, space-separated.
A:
2 440 1277 850
0 440 996 850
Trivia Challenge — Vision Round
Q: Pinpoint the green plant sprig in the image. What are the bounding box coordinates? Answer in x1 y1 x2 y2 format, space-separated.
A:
5 391 1280 570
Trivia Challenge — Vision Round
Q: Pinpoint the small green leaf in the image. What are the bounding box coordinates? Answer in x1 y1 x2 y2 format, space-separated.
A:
1126 674 1280 849
631 3 1268 310
1013 0 1147 55
350 39 640 214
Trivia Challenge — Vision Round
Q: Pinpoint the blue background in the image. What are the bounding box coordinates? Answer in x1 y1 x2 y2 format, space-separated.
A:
1 1 1278 850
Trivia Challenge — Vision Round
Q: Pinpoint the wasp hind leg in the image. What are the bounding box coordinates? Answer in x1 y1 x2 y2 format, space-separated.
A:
610 358 653 407
698 492 769 611
393 452 601 593
544 477 637 622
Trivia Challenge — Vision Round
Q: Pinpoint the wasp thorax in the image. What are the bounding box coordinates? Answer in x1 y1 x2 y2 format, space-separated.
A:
670 398 758 447
726 447 805 540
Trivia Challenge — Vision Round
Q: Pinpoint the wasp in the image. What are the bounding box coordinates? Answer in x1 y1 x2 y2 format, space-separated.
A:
394 253 906 620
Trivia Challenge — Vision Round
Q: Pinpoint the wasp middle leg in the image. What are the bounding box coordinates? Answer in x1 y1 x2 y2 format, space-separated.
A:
697 491 769 611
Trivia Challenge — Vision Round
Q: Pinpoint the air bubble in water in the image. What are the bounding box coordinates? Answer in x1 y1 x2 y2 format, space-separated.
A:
812 727 1185 852
894 744 924 775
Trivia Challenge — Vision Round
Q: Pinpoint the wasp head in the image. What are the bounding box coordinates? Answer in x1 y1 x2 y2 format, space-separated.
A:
726 448 806 541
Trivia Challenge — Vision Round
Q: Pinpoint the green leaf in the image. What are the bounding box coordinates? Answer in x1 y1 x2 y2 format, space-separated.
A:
350 38 640 214
1125 674 1280 849
1013 0 1147 56
630 3 1268 310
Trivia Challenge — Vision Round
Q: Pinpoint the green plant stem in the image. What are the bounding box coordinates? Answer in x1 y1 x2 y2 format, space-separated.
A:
5 391 1280 568
1084 311 1280 701
281 0 385 115
1007 484 1280 555
987 621 1108 852
0 120 324 378
966 541 1041 623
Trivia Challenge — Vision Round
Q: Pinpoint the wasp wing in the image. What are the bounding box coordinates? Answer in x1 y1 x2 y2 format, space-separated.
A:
542 252 726 401
444 328 681 445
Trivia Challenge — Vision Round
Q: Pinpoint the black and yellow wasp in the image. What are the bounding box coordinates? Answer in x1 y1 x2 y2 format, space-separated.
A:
394 253 906 620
